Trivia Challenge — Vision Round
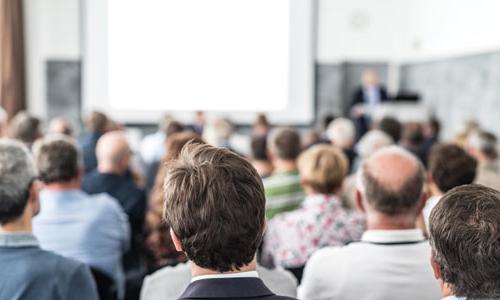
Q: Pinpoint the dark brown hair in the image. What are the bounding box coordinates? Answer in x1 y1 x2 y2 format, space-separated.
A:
34 136 79 184
429 184 500 299
163 143 265 272
428 143 477 193
85 111 108 133
268 127 301 160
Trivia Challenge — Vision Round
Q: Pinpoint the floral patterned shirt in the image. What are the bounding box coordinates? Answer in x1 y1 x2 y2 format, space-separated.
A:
261 194 365 268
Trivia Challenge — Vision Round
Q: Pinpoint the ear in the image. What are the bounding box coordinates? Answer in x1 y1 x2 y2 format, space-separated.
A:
170 228 183 252
28 180 41 217
356 190 366 213
416 192 427 216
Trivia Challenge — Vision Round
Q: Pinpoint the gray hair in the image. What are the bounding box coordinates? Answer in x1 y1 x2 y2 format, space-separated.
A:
0 139 37 224
326 118 355 149
357 130 394 159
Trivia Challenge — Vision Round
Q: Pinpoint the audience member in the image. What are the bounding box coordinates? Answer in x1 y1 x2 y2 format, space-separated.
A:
0 139 98 300
82 131 146 273
264 127 304 219
144 132 204 272
326 117 357 172
252 113 272 137
79 111 109 173
467 130 500 191
203 117 235 150
400 122 427 164
48 117 74 136
250 134 273 178
141 262 297 300
421 116 441 154
319 114 336 142
342 129 393 209
32 135 129 298
423 143 477 229
377 116 402 143
162 143 296 300
262 144 365 282
9 111 42 148
429 184 500 300
189 111 205 135
299 146 441 300
453 119 480 147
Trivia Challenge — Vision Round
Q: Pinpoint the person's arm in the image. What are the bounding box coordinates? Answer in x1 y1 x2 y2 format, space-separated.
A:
66 264 99 300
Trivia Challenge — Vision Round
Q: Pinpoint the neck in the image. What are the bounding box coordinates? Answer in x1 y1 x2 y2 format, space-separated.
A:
272 159 297 173
428 183 443 198
43 179 80 191
366 211 417 230
97 164 123 175
0 214 32 233
191 258 257 278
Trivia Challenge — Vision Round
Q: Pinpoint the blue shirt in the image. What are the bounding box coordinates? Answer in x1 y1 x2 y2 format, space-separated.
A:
0 232 98 300
33 189 130 297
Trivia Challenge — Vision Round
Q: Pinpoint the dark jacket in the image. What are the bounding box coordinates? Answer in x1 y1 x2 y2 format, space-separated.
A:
178 277 297 300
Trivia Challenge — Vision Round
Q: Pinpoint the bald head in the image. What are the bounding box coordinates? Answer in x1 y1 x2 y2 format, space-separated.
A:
357 146 424 216
96 131 131 174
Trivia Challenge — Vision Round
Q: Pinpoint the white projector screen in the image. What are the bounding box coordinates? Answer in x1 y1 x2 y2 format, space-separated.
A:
83 0 314 124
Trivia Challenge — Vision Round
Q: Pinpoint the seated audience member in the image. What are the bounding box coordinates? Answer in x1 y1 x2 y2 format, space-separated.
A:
264 127 304 219
79 111 109 173
252 113 272 137
342 129 393 210
203 117 235 149
32 136 129 298
162 143 296 300
299 146 441 300
9 111 42 148
377 116 402 143
429 184 500 300
262 145 365 281
140 262 298 300
421 116 441 156
82 131 146 272
467 130 500 191
423 144 477 229
250 135 273 178
48 117 74 136
0 139 98 300
326 118 357 172
144 132 204 272
0 106 8 137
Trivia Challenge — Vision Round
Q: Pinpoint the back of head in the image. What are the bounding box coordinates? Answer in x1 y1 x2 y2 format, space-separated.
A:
377 116 402 143
268 127 301 161
48 117 73 136
10 111 41 144
326 118 355 149
96 131 131 170
165 120 185 137
357 129 394 159
203 118 234 147
85 111 108 134
298 144 348 194
163 143 265 272
0 139 36 224
468 130 498 160
358 146 424 215
402 123 424 146
164 131 204 162
33 135 80 184
429 184 500 299
428 143 477 193
250 135 269 161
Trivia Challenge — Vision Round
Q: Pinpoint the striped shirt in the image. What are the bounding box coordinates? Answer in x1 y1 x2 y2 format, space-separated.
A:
263 170 304 219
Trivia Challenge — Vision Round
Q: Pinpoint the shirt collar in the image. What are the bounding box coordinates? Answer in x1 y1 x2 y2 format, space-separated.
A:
191 271 259 283
303 194 339 208
361 229 425 244
0 232 39 248
441 296 465 300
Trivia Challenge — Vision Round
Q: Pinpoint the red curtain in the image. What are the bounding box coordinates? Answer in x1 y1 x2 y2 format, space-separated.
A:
0 0 26 119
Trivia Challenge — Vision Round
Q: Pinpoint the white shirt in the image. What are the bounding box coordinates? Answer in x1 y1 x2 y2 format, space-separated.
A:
140 131 165 164
298 229 441 300
423 195 441 229
191 271 258 283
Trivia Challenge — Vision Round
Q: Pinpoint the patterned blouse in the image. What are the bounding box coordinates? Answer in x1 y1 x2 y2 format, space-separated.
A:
261 194 366 268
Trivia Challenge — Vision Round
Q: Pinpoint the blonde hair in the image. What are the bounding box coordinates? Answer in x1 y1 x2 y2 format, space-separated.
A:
298 144 348 194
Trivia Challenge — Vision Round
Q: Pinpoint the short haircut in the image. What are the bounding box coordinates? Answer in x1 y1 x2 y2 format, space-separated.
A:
163 143 265 272
326 118 355 148
358 146 425 215
165 120 185 137
164 132 204 162
377 116 402 142
298 144 348 194
33 135 80 184
250 135 269 161
0 139 37 224
428 143 477 193
10 111 41 144
429 184 500 299
357 129 393 159
268 127 301 160
85 111 108 133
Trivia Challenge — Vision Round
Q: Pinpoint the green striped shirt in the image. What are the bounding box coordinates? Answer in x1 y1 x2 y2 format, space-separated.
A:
263 170 304 219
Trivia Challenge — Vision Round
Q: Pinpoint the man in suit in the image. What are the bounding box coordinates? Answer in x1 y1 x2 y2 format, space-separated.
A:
162 142 296 300
429 184 500 300
350 69 388 139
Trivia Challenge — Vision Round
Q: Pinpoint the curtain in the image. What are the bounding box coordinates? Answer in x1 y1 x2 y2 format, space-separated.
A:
0 0 26 119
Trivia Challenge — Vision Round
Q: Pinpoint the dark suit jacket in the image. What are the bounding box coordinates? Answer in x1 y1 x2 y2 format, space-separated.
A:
350 85 388 108
178 277 296 300
78 132 102 174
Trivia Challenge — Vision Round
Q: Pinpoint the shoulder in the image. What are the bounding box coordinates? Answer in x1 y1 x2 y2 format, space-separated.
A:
141 263 191 300
87 193 123 212
36 248 92 279
257 266 297 298
306 246 345 269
